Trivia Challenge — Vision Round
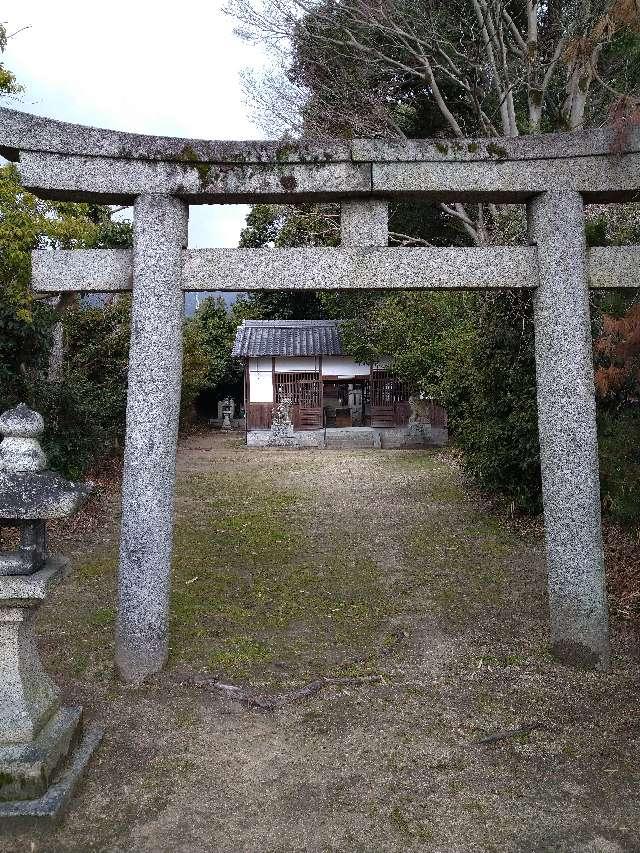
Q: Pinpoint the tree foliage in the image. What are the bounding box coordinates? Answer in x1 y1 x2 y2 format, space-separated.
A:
0 24 22 98
185 297 247 401
228 0 640 529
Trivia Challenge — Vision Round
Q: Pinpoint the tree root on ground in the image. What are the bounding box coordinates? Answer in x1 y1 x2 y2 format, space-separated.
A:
473 723 548 745
184 674 384 712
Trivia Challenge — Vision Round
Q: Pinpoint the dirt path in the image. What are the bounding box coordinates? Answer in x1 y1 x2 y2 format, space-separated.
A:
4 433 640 852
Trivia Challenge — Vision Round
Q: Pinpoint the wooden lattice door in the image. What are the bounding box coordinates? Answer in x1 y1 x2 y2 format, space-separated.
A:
370 370 410 427
274 372 323 430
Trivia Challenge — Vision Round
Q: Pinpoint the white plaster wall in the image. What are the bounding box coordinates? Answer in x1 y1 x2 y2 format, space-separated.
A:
274 357 320 372
322 357 371 377
249 357 273 403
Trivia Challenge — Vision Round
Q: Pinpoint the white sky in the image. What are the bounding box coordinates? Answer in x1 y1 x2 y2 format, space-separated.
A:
1 0 269 248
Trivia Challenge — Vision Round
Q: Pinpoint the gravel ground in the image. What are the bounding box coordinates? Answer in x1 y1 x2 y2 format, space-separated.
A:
2 433 639 853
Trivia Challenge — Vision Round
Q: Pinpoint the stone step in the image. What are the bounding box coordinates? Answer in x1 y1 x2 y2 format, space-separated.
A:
325 442 374 449
324 428 376 449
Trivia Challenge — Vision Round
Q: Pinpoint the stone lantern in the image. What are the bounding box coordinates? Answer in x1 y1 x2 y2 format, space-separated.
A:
221 396 234 431
0 404 103 823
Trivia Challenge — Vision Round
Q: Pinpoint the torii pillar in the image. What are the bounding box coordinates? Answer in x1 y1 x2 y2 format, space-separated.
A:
115 195 189 683
529 189 609 670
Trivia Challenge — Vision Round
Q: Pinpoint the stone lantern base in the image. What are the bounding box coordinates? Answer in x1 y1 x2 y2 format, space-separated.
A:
0 557 103 826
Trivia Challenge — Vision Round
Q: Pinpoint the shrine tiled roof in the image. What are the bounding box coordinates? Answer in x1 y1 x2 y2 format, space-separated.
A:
232 320 343 358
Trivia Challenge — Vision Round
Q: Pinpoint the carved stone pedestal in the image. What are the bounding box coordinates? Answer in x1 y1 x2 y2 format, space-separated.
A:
0 557 103 825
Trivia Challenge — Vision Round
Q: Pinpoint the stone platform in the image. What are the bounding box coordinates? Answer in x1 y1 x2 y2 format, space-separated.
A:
247 425 448 450
0 556 103 825
0 720 103 827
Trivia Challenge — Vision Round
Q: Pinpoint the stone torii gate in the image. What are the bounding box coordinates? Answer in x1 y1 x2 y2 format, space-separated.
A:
2 108 639 682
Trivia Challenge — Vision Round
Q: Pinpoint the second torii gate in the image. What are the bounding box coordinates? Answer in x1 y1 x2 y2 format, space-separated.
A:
2 107 639 681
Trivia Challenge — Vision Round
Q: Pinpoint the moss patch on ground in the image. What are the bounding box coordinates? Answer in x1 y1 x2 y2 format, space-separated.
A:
170 470 398 684
379 451 535 621
45 463 399 687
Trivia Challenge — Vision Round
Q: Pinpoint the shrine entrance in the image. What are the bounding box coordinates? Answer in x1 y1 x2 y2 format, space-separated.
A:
3 105 639 679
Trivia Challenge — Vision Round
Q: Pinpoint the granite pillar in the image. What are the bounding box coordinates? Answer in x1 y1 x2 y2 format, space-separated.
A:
528 189 610 670
341 199 388 247
116 194 188 683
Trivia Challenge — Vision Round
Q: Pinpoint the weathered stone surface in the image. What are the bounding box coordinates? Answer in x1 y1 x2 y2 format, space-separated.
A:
6 107 639 204
0 556 69 604
31 245 640 295
184 246 540 291
32 248 132 292
0 107 352 163
0 405 47 474
587 246 640 288
352 127 640 161
0 706 81 800
372 154 640 203
529 189 609 671
3 106 638 166
0 721 103 826
24 148 640 203
341 199 389 247
0 471 92 520
19 152 372 204
116 194 188 684
32 246 540 293
0 559 70 743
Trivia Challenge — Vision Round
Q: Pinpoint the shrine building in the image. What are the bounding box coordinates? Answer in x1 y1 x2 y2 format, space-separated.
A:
231 319 447 445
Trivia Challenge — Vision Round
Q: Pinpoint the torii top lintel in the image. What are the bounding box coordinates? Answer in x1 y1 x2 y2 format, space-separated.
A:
1 107 639 204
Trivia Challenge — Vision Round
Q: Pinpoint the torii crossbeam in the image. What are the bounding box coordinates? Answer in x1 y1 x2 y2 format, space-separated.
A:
3 106 639 680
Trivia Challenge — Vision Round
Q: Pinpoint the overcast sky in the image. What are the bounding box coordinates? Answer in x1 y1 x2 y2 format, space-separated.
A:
1 0 269 249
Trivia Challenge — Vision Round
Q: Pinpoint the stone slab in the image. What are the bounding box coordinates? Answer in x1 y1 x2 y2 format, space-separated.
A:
19 152 372 205
246 427 448 450
0 706 81 801
0 107 352 163
0 721 103 827
4 107 640 203
352 127 640 161
183 246 539 291
31 246 640 296
372 154 640 203
22 148 640 205
32 248 133 292
246 430 322 449
3 107 638 166
0 556 69 604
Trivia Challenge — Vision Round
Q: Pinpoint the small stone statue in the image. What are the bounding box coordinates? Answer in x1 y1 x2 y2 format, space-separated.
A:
407 395 433 442
267 397 297 447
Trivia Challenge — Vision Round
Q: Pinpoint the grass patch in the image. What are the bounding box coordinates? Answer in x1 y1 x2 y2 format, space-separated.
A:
90 606 115 627
169 471 397 683
407 509 521 619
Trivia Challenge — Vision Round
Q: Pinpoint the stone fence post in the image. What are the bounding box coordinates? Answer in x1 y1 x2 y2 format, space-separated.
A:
528 189 609 670
116 195 189 683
